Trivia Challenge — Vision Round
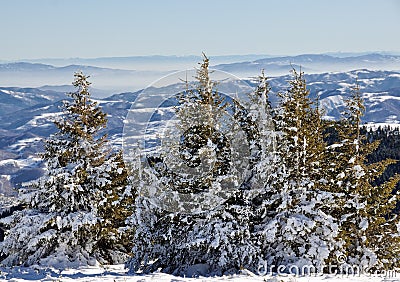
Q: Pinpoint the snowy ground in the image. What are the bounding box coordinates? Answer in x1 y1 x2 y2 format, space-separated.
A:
1 264 400 282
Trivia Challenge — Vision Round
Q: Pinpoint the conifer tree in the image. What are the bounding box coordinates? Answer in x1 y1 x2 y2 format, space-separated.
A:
128 55 272 276
256 68 337 270
93 151 135 264
152 53 232 194
328 83 400 269
0 72 133 267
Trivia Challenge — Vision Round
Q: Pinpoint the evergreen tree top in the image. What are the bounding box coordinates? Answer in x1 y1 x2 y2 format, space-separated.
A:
55 71 107 141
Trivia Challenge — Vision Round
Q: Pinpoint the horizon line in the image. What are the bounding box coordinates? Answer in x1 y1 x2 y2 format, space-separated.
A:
2 50 400 62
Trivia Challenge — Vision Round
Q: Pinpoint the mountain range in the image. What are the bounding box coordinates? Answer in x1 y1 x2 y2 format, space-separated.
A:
1 53 399 98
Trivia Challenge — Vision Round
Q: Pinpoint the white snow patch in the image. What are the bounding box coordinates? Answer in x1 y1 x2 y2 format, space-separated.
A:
20 112 61 129
0 264 397 281
8 137 42 152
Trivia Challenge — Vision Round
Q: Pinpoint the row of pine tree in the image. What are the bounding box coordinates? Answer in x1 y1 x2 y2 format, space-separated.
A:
1 55 399 276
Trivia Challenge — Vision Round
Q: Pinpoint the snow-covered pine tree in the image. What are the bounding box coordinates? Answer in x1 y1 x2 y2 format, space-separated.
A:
233 70 275 177
256 68 338 271
148 53 232 194
94 150 135 264
0 72 133 267
328 82 400 270
128 55 272 276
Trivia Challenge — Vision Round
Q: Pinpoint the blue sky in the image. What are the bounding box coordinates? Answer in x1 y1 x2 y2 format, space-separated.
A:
1 0 399 60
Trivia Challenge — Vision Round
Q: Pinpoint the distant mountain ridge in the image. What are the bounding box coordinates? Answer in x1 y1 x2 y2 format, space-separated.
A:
214 53 400 77
0 53 399 98
0 62 167 97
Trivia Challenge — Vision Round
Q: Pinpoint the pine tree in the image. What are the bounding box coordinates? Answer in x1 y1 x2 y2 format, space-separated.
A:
276 68 328 189
94 151 135 264
0 72 133 267
128 55 273 276
255 68 338 270
148 53 232 195
328 82 400 270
